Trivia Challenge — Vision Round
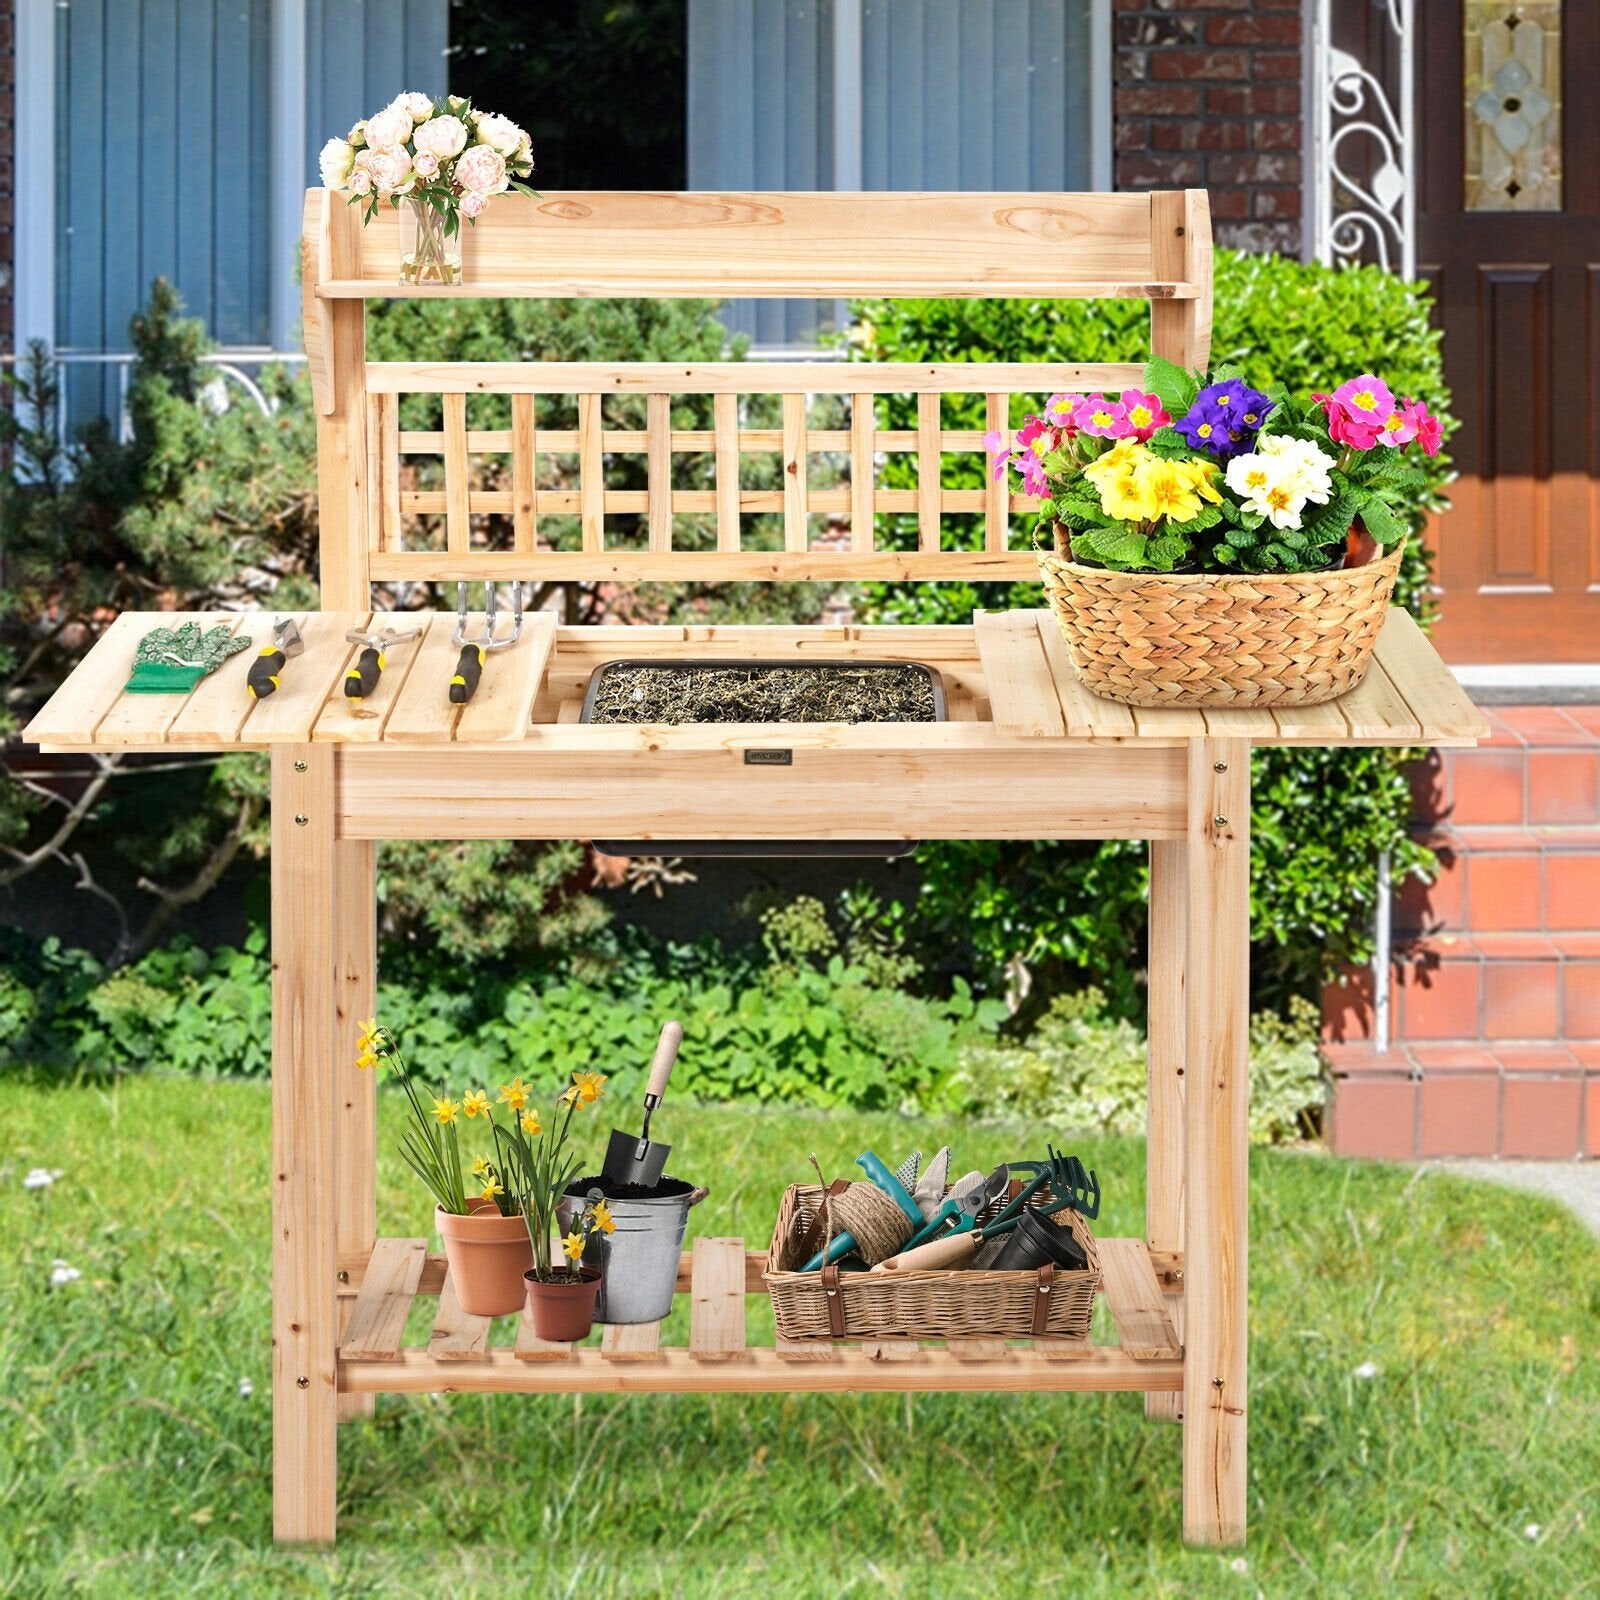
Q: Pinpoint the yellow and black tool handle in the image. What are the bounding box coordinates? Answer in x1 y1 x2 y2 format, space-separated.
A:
449 644 485 704
246 647 287 699
344 646 384 699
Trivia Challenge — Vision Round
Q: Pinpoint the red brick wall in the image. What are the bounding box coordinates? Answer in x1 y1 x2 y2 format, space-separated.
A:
0 0 12 355
1113 0 1304 257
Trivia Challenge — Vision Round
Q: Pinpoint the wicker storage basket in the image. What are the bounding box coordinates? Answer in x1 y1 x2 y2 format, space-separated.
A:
1036 531 1403 709
764 1182 1100 1342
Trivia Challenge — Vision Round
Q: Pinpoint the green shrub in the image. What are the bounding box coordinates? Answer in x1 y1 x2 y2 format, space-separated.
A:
845 251 1448 1013
947 989 1325 1145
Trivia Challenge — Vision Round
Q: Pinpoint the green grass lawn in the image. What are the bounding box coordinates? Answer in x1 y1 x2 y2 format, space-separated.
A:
1 1076 1596 1598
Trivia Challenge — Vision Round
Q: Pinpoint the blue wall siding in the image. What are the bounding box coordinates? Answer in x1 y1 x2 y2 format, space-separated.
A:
53 0 445 423
689 0 1101 346
688 0 835 346
306 0 448 183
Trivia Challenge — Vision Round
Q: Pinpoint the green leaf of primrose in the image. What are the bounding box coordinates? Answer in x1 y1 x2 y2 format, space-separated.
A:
1141 355 1198 418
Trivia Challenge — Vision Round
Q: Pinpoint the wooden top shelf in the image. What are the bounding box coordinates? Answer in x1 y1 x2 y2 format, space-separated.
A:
315 278 1206 302
23 608 1485 755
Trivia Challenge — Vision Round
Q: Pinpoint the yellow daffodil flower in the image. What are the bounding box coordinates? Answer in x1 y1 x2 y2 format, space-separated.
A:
354 1048 378 1072
591 1198 615 1236
496 1077 529 1111
562 1230 587 1264
478 1179 505 1202
520 1109 542 1138
471 1156 491 1178
461 1089 491 1120
356 1018 379 1051
431 1096 460 1126
568 1070 606 1106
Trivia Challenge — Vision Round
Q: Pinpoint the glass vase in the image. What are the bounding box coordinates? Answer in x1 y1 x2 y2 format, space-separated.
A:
399 197 462 286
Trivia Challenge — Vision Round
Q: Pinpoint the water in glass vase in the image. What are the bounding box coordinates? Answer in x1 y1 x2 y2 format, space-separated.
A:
400 198 462 286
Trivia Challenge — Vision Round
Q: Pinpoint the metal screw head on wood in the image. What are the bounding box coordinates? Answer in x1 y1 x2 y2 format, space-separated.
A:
295 814 309 827
294 760 308 772
1213 760 1228 772
1213 815 1228 828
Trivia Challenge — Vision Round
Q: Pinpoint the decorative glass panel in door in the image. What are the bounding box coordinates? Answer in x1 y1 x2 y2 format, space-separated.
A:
1464 1 1562 210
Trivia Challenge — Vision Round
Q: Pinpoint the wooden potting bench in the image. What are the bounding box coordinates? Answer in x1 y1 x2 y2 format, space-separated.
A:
24 189 1485 1550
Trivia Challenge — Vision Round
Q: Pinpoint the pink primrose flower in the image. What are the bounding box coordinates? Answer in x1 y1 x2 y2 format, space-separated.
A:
1043 393 1083 435
983 429 1012 483
1072 394 1131 439
1118 388 1171 442
1331 373 1397 427
1400 398 1441 456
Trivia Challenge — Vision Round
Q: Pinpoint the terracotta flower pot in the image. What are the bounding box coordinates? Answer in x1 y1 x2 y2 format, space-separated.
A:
436 1202 534 1317
524 1267 603 1341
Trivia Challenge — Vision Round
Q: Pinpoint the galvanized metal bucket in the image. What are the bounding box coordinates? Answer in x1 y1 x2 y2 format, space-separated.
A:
558 1179 709 1325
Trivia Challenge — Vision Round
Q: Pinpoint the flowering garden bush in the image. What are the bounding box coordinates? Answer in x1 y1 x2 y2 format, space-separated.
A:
989 357 1442 574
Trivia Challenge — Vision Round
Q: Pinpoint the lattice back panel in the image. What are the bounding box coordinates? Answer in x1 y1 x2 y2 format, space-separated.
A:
363 362 1151 582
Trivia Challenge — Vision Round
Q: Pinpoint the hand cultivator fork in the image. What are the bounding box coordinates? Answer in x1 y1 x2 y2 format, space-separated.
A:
451 581 525 704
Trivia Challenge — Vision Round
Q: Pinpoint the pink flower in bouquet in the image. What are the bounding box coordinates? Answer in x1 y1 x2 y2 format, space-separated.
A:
1072 394 1132 439
414 114 469 161
364 104 414 153
348 160 373 197
984 429 1012 482
458 190 488 220
364 147 413 195
455 144 509 196
412 149 440 180
1044 393 1083 435
1400 398 1441 456
1119 388 1171 442
391 91 435 123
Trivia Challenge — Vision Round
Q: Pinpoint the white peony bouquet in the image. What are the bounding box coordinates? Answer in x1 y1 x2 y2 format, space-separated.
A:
319 92 536 282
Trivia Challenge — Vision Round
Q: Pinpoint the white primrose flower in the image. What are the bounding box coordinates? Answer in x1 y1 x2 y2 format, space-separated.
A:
1225 451 1327 532
319 136 355 190
390 91 435 123
1256 434 1336 498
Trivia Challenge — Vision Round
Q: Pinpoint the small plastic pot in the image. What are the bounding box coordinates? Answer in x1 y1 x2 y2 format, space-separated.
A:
524 1267 603 1341
990 1208 1089 1273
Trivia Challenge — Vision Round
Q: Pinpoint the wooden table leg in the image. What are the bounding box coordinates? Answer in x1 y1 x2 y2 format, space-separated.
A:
335 838 377 1425
271 746 340 1546
1145 837 1186 1423
1182 738 1249 1548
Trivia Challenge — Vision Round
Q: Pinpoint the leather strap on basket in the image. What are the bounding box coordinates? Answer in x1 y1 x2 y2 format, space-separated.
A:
795 1178 850 1266
820 1262 846 1337
1031 1263 1056 1337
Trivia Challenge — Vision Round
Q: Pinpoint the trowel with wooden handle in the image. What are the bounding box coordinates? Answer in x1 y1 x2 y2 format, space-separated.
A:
601 1020 683 1188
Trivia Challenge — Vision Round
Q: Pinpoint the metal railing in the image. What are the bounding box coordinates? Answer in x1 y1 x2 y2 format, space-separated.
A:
1 349 308 444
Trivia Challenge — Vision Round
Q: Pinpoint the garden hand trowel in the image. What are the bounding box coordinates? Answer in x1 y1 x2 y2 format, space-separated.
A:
602 1020 683 1188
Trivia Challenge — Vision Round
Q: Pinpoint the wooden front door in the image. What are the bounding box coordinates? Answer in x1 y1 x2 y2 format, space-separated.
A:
1417 2 1600 663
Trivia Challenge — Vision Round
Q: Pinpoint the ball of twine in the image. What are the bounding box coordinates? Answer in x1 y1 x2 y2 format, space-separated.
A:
829 1181 914 1265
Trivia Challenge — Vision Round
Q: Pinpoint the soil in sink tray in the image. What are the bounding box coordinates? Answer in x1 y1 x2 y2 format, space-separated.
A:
582 660 943 724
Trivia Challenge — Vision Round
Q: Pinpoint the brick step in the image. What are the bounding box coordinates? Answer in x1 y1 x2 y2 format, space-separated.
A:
1324 1041 1597 1161
1324 931 1600 1046
1396 825 1600 935
1410 704 1600 827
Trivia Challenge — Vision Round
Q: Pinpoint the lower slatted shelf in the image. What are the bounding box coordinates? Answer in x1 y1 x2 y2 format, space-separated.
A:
336 1233 1184 1396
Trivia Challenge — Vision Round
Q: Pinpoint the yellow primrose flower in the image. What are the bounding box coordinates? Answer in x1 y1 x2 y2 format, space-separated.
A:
497 1077 529 1111
1081 437 1147 487
568 1070 606 1106
461 1089 491 1120
478 1179 505 1202
431 1096 460 1126
471 1156 491 1178
520 1109 542 1138
562 1230 587 1264
1128 458 1206 523
591 1198 615 1235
